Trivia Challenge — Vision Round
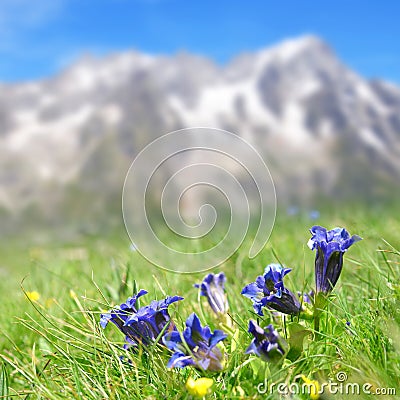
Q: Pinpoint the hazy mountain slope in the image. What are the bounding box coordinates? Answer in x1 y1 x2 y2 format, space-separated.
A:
0 35 399 236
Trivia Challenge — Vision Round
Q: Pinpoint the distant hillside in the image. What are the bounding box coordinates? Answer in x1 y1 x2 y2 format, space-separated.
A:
1 35 399 238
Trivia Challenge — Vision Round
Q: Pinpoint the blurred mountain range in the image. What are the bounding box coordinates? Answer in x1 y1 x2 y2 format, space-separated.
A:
1 35 400 238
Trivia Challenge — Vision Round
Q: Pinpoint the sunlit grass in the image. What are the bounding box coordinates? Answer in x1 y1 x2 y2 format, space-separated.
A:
0 206 399 398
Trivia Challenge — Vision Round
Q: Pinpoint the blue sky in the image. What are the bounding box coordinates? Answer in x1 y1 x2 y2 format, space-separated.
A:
1 0 399 83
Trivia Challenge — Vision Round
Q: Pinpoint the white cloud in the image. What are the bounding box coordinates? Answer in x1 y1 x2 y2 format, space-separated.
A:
0 0 63 26
0 0 64 49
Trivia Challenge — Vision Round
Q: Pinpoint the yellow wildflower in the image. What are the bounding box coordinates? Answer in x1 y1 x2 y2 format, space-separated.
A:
45 298 54 308
301 375 320 399
26 291 40 302
186 377 213 397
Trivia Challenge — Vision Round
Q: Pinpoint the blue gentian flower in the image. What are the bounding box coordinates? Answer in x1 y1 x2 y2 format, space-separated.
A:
308 226 362 294
308 210 320 220
241 263 301 316
246 320 287 362
100 289 148 330
100 290 183 348
195 272 228 315
163 313 227 371
287 206 299 216
297 290 314 305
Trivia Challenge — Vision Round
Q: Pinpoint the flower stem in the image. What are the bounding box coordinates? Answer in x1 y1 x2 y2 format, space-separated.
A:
313 292 326 336
314 313 320 333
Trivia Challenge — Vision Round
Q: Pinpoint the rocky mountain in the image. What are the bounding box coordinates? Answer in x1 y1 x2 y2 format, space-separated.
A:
1 35 399 236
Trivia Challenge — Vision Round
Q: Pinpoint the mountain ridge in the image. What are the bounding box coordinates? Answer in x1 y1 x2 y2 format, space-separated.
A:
0 35 399 236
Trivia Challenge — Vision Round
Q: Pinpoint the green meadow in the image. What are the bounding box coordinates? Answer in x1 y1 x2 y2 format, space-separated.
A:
0 204 399 399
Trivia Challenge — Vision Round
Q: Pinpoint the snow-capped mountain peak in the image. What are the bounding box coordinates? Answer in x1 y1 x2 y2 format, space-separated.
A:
0 35 399 226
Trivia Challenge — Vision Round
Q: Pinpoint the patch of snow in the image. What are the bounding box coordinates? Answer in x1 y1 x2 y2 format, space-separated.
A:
355 81 388 114
14 82 42 96
7 104 94 151
376 80 400 94
101 104 122 125
281 102 310 144
13 109 38 126
168 76 278 128
38 94 56 108
359 128 386 152
255 35 324 73
319 119 333 139
38 164 53 180
293 78 321 99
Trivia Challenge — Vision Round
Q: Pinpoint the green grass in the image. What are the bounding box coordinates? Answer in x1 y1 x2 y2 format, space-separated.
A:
0 206 399 399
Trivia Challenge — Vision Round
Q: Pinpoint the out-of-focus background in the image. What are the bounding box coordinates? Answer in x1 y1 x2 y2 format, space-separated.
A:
0 0 399 245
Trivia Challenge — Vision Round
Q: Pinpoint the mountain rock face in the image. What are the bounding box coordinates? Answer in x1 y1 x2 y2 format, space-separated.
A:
0 36 399 236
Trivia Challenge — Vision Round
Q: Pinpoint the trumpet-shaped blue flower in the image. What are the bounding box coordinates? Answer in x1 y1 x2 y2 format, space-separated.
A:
241 263 301 316
308 210 320 220
308 226 362 294
163 313 227 371
297 290 314 305
246 320 287 362
100 290 183 348
195 272 228 315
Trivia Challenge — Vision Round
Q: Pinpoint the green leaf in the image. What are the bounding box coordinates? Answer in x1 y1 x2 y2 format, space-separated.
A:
286 322 311 361
250 357 267 380
0 362 9 399
230 328 240 352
